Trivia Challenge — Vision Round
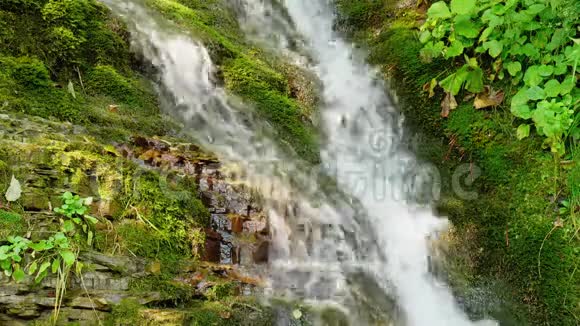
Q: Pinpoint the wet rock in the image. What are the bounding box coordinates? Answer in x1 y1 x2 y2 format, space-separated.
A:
203 229 222 263
253 241 270 264
243 220 267 234
79 251 145 276
61 307 108 324
69 296 110 311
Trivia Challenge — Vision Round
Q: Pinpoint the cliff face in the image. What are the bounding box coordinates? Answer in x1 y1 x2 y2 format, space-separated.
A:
0 0 318 325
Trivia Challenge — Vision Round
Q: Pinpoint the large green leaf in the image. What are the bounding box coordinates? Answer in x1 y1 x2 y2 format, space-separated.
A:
506 61 522 76
13 269 25 283
465 67 484 93
517 124 531 139
59 251 76 267
445 41 464 58
538 65 554 77
439 65 469 95
451 0 476 15
512 104 532 119
454 15 480 38
560 76 576 95
484 40 503 58
428 2 452 19
523 66 543 87
543 79 561 98
526 86 546 101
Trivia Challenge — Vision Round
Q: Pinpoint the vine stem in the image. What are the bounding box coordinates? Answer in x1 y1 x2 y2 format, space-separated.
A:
537 223 559 280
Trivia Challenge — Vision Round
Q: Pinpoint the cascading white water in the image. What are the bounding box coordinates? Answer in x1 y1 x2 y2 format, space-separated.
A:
237 1 497 326
101 0 496 325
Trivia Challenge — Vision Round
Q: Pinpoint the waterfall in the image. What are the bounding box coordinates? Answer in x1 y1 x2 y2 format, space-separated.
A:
100 0 496 325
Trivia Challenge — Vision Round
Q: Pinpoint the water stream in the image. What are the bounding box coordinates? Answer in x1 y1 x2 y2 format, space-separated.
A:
101 1 496 325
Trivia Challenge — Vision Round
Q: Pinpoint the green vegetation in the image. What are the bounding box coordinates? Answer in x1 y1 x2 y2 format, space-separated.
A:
0 192 96 285
419 0 579 155
337 0 579 324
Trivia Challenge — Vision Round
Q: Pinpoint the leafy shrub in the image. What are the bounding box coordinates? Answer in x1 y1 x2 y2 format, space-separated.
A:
419 0 580 155
0 56 51 88
41 0 92 30
0 0 47 11
46 26 84 64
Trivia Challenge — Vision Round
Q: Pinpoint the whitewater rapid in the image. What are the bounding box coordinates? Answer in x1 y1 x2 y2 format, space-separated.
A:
101 0 495 325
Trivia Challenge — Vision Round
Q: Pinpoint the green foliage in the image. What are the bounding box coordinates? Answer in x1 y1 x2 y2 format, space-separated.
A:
54 192 98 246
0 192 97 284
0 0 131 78
206 282 236 301
420 0 580 154
0 232 74 283
0 56 51 88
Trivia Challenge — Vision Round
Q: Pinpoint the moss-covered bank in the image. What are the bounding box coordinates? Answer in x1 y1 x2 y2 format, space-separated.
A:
335 1 579 325
0 0 321 324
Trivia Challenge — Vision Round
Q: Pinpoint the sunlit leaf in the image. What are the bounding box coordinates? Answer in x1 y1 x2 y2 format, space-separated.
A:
517 124 531 139
427 2 452 19
451 0 476 15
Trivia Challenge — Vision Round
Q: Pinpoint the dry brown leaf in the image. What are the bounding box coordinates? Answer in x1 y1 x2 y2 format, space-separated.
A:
108 104 119 113
474 86 505 109
441 92 457 118
422 78 437 98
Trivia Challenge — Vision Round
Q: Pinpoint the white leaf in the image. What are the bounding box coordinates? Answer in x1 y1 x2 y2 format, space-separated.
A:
84 196 93 206
5 175 22 202
67 80 76 99
292 309 302 320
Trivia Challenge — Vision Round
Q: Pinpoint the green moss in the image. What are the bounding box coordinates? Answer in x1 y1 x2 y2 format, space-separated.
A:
0 210 24 238
130 273 195 306
223 57 319 162
187 300 274 326
86 65 157 112
106 298 144 326
335 0 388 30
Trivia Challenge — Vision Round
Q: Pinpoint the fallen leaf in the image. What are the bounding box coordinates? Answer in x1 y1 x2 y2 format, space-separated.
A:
441 92 457 118
5 175 22 202
108 104 119 113
219 311 231 319
422 78 437 98
474 86 505 109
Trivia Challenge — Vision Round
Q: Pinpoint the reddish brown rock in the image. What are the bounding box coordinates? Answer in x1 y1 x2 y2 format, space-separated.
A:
202 229 222 263
231 216 244 234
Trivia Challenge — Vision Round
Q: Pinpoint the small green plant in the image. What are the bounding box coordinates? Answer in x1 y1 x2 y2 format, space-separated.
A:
419 0 579 155
0 233 75 283
54 191 98 246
